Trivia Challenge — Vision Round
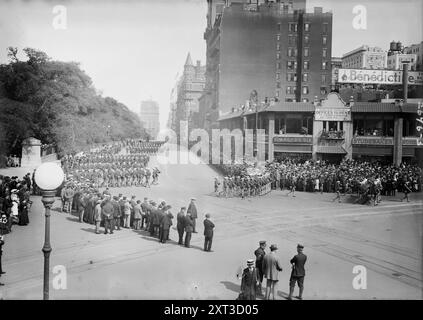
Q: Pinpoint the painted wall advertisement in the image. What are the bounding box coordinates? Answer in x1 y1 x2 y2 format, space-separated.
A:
314 108 352 121
338 68 423 85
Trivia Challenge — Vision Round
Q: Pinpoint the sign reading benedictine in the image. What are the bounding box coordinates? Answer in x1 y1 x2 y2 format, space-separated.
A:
338 68 423 85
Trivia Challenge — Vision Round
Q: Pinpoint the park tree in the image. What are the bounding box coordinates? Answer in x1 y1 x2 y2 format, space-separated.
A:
0 47 147 160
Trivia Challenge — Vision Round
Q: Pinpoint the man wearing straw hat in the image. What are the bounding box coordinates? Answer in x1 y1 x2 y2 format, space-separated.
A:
262 244 283 300
238 259 259 300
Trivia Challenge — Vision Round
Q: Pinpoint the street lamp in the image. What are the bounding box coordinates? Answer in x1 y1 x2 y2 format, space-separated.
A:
34 162 65 300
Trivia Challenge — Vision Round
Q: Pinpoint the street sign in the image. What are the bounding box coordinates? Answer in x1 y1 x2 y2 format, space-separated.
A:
338 68 423 85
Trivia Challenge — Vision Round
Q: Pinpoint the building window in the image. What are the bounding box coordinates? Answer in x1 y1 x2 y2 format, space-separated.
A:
322 36 327 45
304 48 309 57
276 73 280 80
287 48 292 57
276 81 281 88
321 74 327 84
322 23 329 34
320 86 327 95
277 23 281 31
277 62 281 69
289 22 298 32
322 61 327 70
287 73 297 82
276 34 281 41
322 48 327 58
302 98 309 102
287 61 297 70
302 73 308 82
276 52 281 60
302 86 309 94
304 22 310 32
276 90 280 97
304 35 309 44
276 43 281 51
303 61 309 70
286 86 292 94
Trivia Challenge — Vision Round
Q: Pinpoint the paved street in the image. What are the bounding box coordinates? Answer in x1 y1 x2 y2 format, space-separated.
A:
1 152 422 300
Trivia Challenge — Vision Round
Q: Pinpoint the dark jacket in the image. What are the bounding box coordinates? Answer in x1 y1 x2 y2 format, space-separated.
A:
160 213 173 230
184 215 194 233
290 253 307 277
203 219 215 237
187 202 197 219
112 200 121 218
177 212 185 230
254 247 266 270
240 267 258 300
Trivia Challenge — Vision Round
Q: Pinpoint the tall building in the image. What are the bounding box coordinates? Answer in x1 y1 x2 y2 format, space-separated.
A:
387 41 417 71
203 0 332 129
331 56 342 86
174 53 206 134
404 41 423 71
341 45 387 70
140 100 160 139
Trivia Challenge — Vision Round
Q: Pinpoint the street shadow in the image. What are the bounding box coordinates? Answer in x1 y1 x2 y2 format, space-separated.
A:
220 281 240 294
66 216 80 222
278 290 290 299
81 227 97 234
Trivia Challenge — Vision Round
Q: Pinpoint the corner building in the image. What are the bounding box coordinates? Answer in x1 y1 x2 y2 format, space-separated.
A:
202 0 332 129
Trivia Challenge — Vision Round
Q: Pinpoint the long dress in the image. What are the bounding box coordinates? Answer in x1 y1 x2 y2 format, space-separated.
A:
240 267 258 300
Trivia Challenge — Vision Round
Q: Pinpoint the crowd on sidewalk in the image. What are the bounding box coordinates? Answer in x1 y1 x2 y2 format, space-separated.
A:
0 173 33 235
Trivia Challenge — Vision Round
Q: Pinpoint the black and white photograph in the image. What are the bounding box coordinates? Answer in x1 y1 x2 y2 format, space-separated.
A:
0 0 422 303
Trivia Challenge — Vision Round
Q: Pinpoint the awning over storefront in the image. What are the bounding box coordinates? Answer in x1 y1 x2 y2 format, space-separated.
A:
316 145 347 154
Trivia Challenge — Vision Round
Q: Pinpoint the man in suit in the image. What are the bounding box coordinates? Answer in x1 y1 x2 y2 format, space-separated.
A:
262 244 283 300
176 207 186 245
140 197 149 230
187 198 198 233
239 259 259 300
288 244 307 300
159 205 173 243
254 240 266 296
203 213 215 252
184 212 194 248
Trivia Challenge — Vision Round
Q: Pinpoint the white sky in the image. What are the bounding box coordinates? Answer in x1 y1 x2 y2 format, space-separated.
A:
0 0 422 130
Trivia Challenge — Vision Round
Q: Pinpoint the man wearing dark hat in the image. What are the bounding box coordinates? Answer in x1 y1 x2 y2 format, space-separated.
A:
288 244 307 300
187 198 198 233
239 259 259 300
254 241 267 296
262 244 283 300
203 213 215 252
176 207 186 245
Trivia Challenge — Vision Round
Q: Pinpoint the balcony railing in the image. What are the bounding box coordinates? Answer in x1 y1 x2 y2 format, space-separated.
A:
320 130 345 140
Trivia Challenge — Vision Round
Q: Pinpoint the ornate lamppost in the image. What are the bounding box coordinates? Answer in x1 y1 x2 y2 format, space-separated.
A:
34 162 65 300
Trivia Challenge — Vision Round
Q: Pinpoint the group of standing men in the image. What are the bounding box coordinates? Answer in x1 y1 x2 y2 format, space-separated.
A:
239 242 307 301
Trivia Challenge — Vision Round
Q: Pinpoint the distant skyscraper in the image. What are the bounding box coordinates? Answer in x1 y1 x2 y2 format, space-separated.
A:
174 53 206 134
140 100 160 139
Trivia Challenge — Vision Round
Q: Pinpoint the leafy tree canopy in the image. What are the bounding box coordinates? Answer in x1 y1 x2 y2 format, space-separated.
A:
0 47 147 158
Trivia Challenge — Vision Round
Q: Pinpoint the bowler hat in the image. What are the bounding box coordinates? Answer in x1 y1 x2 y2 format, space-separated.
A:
297 244 304 249
270 244 278 251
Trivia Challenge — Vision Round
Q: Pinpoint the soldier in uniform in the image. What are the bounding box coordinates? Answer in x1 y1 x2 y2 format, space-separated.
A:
287 244 307 300
254 240 266 296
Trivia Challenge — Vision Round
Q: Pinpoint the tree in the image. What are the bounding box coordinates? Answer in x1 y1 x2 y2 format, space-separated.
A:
0 47 147 160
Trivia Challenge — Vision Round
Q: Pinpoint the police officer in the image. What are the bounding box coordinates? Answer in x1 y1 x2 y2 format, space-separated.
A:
254 240 266 296
288 244 307 300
